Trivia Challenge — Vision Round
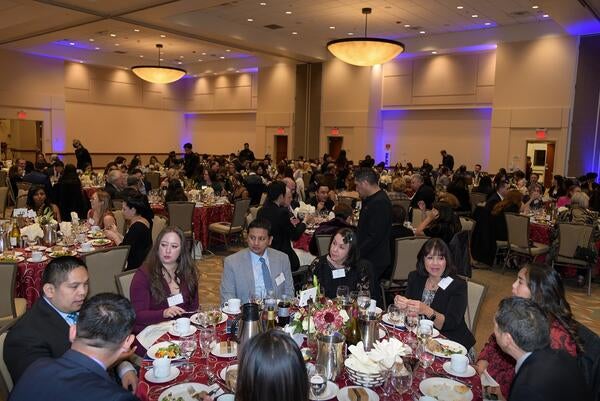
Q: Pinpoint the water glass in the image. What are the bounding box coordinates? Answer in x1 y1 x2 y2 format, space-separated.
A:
387 304 404 329
336 285 349 305
405 311 419 334
416 323 433 344
391 359 413 397
378 357 396 399
180 338 197 372
308 364 327 397
198 327 215 374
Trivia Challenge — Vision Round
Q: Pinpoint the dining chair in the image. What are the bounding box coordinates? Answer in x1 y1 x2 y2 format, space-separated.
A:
15 189 28 209
391 198 411 213
115 269 137 301
113 209 126 235
469 192 487 213
315 234 333 257
208 199 251 249
464 280 487 332
145 172 161 190
0 263 26 323
166 201 196 256
152 215 168 243
459 216 475 232
84 246 130 297
0 187 8 218
502 213 549 273
380 237 430 309
0 318 18 399
412 209 424 227
552 223 594 296
0 170 6 188
337 196 355 208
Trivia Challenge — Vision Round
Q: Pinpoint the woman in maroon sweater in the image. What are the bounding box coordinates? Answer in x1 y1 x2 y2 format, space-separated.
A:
476 263 579 398
130 226 199 334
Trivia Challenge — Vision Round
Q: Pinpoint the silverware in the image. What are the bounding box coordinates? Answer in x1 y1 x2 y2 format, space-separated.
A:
226 338 232 354
427 369 473 388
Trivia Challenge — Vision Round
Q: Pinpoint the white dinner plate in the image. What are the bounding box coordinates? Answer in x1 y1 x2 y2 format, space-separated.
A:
221 306 241 315
144 366 180 383
76 247 96 253
309 381 339 401
146 341 184 360
26 256 48 263
419 377 473 401
426 339 467 358
219 364 238 382
87 232 106 239
381 313 406 329
48 250 78 258
2 251 24 256
442 362 477 378
0 256 25 263
190 312 228 326
410 326 440 338
337 386 379 401
90 239 112 247
211 341 237 358
217 395 234 401
167 325 197 337
25 246 47 252
158 382 211 401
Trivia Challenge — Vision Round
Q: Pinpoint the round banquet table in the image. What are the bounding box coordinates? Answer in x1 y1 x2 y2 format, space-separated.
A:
136 319 483 401
150 203 233 247
14 241 115 309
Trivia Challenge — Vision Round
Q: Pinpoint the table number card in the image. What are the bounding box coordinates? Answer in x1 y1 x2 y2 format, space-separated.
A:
298 287 317 307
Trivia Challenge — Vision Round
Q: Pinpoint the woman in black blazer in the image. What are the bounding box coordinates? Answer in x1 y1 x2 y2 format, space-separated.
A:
394 238 475 353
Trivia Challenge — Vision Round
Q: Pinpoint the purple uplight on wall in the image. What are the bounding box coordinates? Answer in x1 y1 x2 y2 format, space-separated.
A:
564 20 600 36
181 113 194 148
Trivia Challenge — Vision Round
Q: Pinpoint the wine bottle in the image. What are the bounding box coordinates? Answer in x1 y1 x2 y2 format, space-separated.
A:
9 218 20 249
345 302 361 346
266 304 277 330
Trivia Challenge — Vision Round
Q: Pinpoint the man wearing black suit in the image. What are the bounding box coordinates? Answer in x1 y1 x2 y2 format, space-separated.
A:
4 257 136 389
257 181 306 271
183 142 200 179
440 150 454 171
309 183 335 214
485 179 509 211
356 168 392 305
104 170 127 200
409 173 435 211
9 293 139 401
494 297 590 401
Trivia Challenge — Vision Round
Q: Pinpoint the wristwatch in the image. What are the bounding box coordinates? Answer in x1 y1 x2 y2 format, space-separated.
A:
428 311 437 321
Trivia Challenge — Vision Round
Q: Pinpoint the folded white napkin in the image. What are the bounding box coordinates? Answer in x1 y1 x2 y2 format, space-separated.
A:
136 321 173 350
21 224 44 240
59 222 72 237
480 369 499 387
369 338 411 363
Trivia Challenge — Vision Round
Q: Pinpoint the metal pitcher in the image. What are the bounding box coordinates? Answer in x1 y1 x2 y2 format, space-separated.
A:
0 227 8 253
358 311 383 352
315 332 345 381
42 224 58 247
230 303 263 355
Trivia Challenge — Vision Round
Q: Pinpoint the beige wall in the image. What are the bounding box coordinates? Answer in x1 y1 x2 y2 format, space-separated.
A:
490 36 579 174
185 112 257 155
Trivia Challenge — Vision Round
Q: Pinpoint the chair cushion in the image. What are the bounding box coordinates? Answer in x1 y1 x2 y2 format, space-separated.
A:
510 243 549 255
209 223 243 235
14 298 26 317
555 255 590 266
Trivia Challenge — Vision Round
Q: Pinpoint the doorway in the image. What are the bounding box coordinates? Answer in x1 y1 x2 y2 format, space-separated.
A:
0 119 43 160
274 135 288 163
526 141 555 188
328 136 343 160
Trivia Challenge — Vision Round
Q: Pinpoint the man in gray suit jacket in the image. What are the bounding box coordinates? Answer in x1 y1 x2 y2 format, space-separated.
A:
220 218 295 304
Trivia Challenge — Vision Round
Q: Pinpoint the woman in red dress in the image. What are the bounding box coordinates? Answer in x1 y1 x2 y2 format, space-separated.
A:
475 263 580 398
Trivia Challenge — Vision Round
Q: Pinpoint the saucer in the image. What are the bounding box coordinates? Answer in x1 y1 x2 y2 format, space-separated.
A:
167 325 197 337
309 381 339 401
144 366 180 383
442 361 476 378
27 256 48 263
222 306 241 315
76 247 96 253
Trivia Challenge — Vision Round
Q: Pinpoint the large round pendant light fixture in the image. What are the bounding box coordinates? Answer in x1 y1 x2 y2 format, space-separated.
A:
132 44 186 84
327 8 405 67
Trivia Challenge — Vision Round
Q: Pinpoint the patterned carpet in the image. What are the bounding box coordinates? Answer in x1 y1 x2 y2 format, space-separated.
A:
196 251 600 353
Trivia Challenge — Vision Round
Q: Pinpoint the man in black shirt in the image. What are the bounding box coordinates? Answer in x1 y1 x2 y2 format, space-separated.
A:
440 150 454 171
355 167 392 305
72 139 92 171
239 143 255 163
409 173 435 211
182 143 200 178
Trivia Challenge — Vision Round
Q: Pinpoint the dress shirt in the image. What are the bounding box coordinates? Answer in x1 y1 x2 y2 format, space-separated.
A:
250 249 271 297
43 297 76 325
514 352 532 373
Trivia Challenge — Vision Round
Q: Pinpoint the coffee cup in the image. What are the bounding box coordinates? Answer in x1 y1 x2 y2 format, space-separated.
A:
31 251 43 262
152 357 171 378
419 319 434 329
450 354 469 373
224 298 241 313
175 317 191 334
91 225 101 233
81 242 92 252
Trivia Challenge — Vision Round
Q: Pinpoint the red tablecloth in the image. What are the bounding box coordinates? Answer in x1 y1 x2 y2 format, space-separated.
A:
149 203 233 246
293 232 312 252
530 222 552 245
137 321 483 401
14 242 115 308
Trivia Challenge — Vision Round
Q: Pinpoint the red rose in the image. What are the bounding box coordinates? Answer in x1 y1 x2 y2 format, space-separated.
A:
324 312 335 323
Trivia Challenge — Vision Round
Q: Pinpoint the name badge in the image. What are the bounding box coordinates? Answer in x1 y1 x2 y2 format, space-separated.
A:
275 272 285 286
332 268 346 279
438 277 454 290
167 293 184 307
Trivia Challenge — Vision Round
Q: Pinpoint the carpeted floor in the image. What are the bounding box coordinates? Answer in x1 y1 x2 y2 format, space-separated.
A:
196 251 600 353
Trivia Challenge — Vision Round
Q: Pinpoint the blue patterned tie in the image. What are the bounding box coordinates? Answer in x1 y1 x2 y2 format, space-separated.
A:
259 257 274 293
66 312 78 325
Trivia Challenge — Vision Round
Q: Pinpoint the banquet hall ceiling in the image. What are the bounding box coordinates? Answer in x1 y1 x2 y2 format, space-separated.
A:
0 0 598 75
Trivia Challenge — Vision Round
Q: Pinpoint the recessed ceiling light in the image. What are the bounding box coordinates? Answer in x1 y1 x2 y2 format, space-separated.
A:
198 59 203 61
419 30 426 34
292 31 298 35
226 49 231 52
347 32 354 35
260 2 266 5
404 24 411 27
159 58 164 61
247 18 254 22
177 61 183 65
79 60 84 63
471 14 478 18
432 51 438 54
110 33 116 37
456 5 464 9
532 5 539 9
202 52 206 55
134 29 140 32
220 56 225 59
285 11 292 14
160 34 166 38
236 70 240 72
115 43 120 46
89 38 95 42
69 42 75 46
94 47 100 50
542 14 549 18
139 55 144 58
484 22 492 26
179 55 184 58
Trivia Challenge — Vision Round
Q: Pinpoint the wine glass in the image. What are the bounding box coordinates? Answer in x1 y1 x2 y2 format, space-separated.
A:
391 359 413 397
387 304 404 331
196 304 210 327
198 327 215 375
308 364 327 397
180 338 197 372
416 323 433 345
356 290 370 316
378 356 397 399
336 285 349 305
405 310 419 335
417 344 435 379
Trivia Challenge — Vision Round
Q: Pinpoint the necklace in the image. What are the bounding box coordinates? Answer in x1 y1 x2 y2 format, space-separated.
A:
426 277 440 291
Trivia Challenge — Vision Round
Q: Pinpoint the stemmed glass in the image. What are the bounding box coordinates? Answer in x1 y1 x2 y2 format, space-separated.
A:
387 304 404 333
198 327 215 375
356 290 370 317
416 323 433 345
415 343 435 379
391 358 413 398
405 309 419 334
196 304 210 327
308 364 327 398
180 337 197 373
336 285 349 306
378 356 397 400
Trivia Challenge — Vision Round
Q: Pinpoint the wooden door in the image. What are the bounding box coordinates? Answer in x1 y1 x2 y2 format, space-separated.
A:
328 136 343 160
275 135 288 163
544 143 555 188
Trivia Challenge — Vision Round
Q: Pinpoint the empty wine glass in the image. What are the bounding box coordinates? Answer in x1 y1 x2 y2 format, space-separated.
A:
198 327 215 375
391 359 413 397
196 304 210 327
387 304 404 331
336 285 349 305
308 364 327 397
378 356 397 399
357 290 370 316
417 344 435 378
405 310 419 334
180 338 197 372
416 323 433 345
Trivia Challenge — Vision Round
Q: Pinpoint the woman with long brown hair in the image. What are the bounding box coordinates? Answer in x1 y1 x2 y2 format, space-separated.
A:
86 190 116 229
130 226 199 334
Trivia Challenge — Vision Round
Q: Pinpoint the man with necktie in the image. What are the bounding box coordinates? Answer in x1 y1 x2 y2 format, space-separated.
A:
220 218 295 304
3 256 137 390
